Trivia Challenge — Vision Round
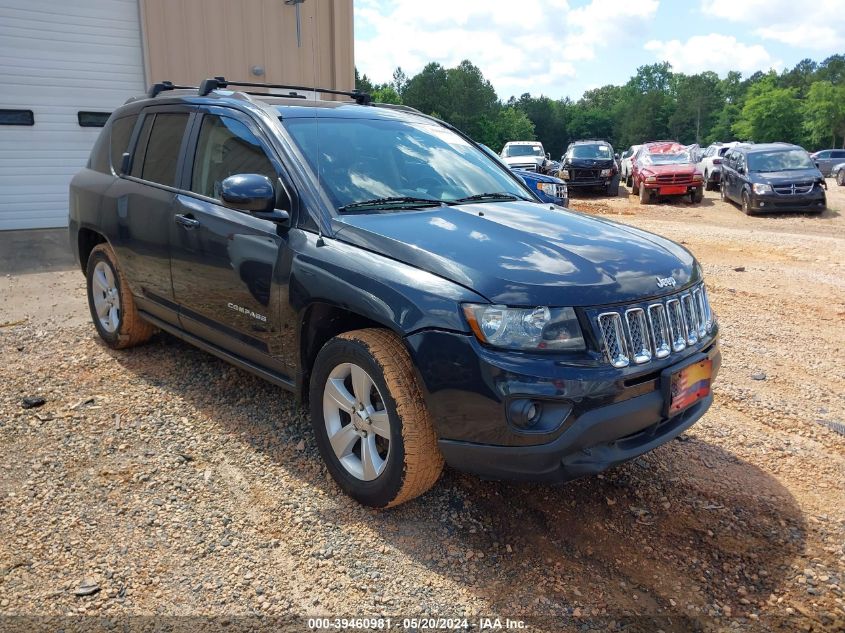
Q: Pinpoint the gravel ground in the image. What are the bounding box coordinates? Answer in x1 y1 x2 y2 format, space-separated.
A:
1 181 844 633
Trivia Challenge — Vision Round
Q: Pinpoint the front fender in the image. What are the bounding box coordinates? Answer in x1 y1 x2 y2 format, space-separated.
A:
289 231 484 335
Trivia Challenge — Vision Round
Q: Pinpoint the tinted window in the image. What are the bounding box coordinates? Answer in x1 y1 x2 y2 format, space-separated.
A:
831 150 845 159
78 111 111 127
109 115 137 173
140 113 189 186
0 109 34 125
190 115 276 199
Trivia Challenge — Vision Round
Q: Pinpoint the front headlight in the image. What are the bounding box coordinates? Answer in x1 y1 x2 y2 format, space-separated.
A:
645 176 656 183
559 169 570 179
600 169 611 177
537 182 553 195
752 183 772 194
462 304 585 351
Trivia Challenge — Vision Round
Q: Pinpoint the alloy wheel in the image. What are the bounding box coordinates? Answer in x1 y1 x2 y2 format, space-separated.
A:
91 261 120 333
322 362 391 481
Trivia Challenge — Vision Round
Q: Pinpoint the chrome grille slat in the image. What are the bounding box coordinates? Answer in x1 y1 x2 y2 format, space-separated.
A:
594 283 714 367
681 294 699 345
625 308 651 364
647 304 671 359
666 298 687 352
597 312 629 368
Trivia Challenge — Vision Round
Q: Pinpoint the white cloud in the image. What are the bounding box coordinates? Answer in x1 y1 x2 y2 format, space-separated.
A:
644 34 779 74
704 0 845 50
354 0 659 99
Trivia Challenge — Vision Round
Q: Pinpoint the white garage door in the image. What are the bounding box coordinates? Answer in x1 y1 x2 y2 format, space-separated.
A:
0 0 146 230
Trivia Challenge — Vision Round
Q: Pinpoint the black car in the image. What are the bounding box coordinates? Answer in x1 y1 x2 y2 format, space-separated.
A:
558 140 620 196
69 78 720 508
720 143 826 215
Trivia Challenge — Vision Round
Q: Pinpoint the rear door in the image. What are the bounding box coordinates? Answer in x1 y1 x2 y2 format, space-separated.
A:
168 107 297 378
110 105 194 323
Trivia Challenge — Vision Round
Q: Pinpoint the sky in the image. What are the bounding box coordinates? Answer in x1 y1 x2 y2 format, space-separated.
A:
353 0 845 101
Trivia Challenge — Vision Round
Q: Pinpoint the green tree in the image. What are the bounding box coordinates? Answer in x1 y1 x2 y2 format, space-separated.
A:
402 62 449 117
354 67 374 94
372 85 402 104
668 72 722 143
803 81 845 149
732 75 802 143
479 107 535 151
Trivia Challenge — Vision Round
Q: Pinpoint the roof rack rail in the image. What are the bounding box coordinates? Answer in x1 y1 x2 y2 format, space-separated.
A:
148 81 198 98
197 77 371 104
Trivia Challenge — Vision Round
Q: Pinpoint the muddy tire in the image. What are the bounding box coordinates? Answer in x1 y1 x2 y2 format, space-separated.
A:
631 177 639 195
309 328 443 508
639 184 651 205
741 191 754 216
86 243 156 349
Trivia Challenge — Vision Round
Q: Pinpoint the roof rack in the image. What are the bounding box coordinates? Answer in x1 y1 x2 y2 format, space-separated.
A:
148 81 198 98
197 77 371 105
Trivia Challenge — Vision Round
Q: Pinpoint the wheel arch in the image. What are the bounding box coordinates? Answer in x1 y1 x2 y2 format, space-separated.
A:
77 227 107 274
298 302 403 405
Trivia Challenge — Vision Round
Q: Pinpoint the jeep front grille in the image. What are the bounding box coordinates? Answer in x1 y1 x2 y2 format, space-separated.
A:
595 284 714 368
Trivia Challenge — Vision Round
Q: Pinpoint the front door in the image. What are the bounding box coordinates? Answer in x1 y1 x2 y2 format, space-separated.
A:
168 109 296 378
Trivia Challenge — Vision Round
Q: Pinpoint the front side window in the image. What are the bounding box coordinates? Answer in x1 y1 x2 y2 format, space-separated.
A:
139 113 189 186
282 116 528 211
190 115 276 200
816 150 831 159
748 149 814 172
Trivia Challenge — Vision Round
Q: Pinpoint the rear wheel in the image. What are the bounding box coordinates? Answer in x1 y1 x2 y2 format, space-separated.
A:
86 243 156 349
310 329 444 508
720 181 730 203
837 171 845 186
639 185 651 205
703 171 712 191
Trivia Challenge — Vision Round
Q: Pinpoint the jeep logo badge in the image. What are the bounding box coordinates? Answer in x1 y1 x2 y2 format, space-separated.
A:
656 276 676 288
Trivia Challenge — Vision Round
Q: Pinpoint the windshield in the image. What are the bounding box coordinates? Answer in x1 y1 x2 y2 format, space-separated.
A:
641 151 692 165
748 149 814 172
282 117 529 212
506 144 543 157
567 144 613 160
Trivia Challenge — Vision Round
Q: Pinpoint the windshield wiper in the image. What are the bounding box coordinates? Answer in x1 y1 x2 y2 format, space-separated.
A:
450 192 530 204
338 196 443 212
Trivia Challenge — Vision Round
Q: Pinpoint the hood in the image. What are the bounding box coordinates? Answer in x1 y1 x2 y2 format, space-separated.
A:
503 155 544 167
752 168 823 183
563 157 615 168
512 169 564 184
641 163 697 176
332 202 698 307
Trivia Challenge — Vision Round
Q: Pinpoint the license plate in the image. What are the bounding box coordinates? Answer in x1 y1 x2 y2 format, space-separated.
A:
667 359 712 415
660 185 689 195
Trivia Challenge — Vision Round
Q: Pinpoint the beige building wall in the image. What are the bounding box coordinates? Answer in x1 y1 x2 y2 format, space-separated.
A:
139 0 354 92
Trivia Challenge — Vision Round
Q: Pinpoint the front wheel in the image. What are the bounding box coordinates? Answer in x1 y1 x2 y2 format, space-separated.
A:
741 191 754 215
720 182 729 203
837 171 845 186
310 329 444 508
86 243 156 349
639 185 651 204
691 187 703 203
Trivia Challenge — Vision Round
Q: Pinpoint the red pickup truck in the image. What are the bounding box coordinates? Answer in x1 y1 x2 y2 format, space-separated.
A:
631 142 704 205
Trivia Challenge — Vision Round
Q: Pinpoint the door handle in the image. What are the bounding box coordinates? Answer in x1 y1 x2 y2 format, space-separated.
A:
175 214 200 229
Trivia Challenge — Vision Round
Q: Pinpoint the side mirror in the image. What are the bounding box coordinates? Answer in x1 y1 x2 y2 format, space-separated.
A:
737 165 745 175
220 174 289 224
545 152 551 159
614 153 620 160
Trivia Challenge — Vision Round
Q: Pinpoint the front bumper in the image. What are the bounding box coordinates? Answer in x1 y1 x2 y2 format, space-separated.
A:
749 189 826 212
644 183 701 196
405 329 720 482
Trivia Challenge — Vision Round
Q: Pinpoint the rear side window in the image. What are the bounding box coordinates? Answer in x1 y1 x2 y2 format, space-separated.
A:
138 113 189 186
190 114 275 200
109 115 138 173
832 150 845 159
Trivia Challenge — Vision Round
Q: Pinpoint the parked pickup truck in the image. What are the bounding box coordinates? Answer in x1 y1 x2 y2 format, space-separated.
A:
631 142 705 204
69 78 720 508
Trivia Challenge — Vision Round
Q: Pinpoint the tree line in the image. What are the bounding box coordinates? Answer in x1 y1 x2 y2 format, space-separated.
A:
355 55 845 159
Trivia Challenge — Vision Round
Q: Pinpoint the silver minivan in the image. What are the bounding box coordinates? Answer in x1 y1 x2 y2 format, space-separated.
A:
811 149 845 176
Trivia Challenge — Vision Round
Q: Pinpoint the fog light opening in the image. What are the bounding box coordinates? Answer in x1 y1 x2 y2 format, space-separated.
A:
509 399 543 429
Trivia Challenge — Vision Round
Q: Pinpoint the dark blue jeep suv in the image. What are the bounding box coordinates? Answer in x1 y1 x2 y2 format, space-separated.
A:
69 78 720 508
